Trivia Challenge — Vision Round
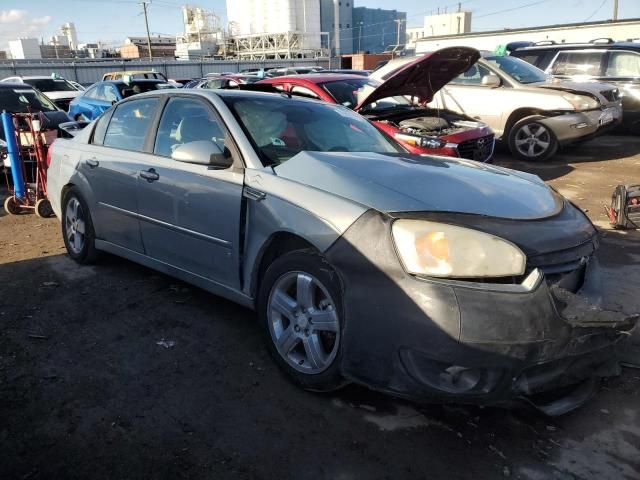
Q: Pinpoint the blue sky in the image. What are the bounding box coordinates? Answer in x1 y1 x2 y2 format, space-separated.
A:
1 0 639 49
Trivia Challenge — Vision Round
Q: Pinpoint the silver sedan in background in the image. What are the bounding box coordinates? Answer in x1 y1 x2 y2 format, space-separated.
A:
47 89 636 414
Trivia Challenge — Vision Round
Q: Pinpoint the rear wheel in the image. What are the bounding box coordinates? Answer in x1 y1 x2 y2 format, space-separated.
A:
35 198 54 218
258 250 346 392
508 115 558 162
61 188 99 264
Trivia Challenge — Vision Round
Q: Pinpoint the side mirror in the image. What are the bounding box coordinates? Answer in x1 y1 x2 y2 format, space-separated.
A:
481 74 501 87
171 140 233 169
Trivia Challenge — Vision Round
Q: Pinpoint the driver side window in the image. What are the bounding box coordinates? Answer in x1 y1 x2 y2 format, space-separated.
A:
153 97 227 159
450 63 493 85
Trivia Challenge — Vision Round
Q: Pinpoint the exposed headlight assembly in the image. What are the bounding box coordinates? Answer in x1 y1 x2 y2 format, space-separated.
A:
562 93 599 111
392 220 526 278
394 133 446 149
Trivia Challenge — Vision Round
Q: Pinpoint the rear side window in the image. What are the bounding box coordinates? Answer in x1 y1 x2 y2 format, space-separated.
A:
605 51 640 77
290 86 320 99
551 51 605 76
91 109 112 145
103 98 158 152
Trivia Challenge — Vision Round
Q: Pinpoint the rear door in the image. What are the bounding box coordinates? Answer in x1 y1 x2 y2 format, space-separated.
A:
82 97 160 252
136 95 244 289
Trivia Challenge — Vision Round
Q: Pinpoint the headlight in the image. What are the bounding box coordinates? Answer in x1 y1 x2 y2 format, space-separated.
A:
392 220 526 278
562 94 599 111
394 132 446 149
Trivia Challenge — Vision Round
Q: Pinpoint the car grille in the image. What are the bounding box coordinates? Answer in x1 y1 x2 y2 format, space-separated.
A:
527 238 598 292
456 134 495 162
54 98 71 111
600 89 620 102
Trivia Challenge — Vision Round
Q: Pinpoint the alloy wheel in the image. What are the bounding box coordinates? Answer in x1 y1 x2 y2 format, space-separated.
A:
267 271 340 374
514 123 551 158
65 197 86 254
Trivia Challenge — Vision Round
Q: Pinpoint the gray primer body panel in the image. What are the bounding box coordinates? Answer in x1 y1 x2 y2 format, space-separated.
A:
275 151 562 220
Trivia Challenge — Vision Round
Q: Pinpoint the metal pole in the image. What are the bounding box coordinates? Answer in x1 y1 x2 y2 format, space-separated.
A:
333 0 341 57
140 1 153 60
613 0 618 21
358 25 362 53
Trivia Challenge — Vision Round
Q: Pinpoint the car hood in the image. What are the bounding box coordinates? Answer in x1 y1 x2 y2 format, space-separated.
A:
355 47 480 111
274 151 563 220
44 91 81 100
531 79 616 96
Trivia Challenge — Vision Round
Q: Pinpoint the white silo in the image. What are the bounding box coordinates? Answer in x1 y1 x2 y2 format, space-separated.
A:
226 0 321 49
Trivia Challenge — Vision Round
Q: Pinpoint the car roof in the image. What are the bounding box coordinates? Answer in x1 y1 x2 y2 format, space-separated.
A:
101 79 168 86
0 82 35 89
264 74 368 84
514 41 640 52
128 87 324 105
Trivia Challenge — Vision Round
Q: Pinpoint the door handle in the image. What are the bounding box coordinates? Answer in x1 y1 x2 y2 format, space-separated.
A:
139 168 160 182
85 158 99 168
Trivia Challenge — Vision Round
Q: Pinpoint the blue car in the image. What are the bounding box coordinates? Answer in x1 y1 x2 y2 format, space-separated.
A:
68 79 174 121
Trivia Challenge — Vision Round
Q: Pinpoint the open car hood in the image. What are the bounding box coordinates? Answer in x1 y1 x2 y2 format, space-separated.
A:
355 47 480 111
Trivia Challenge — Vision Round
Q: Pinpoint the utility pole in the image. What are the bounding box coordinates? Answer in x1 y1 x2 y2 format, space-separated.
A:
394 18 404 57
140 1 153 60
613 0 619 21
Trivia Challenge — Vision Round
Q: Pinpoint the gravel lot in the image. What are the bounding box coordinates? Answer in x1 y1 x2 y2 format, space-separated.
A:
1 135 639 480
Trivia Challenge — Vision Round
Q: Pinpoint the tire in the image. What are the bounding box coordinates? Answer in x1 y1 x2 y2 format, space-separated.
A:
257 249 347 392
35 198 54 218
507 115 558 162
4 196 22 215
61 188 99 264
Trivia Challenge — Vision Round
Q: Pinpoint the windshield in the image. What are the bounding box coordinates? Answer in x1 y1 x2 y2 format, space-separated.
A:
222 95 402 166
24 78 76 92
485 56 548 84
0 88 58 113
119 82 174 98
321 78 412 110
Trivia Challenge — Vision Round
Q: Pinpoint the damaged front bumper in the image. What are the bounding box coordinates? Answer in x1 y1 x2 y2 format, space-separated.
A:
325 211 637 415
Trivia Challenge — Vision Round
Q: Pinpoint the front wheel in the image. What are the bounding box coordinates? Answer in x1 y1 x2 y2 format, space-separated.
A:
508 115 558 162
61 188 99 264
257 250 347 392
4 196 22 215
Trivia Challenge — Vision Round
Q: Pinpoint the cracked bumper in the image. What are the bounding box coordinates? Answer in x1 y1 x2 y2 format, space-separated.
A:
325 210 637 414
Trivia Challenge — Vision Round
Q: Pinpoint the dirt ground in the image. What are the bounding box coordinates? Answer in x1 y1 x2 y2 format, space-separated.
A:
1 136 640 480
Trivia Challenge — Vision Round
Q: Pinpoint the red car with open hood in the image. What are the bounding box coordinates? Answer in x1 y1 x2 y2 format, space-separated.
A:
258 47 495 162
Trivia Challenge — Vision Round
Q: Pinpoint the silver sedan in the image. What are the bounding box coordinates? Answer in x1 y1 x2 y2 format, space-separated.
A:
47 89 636 414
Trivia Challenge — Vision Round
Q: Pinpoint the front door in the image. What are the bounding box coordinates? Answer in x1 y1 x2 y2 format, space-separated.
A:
433 62 505 135
136 96 244 289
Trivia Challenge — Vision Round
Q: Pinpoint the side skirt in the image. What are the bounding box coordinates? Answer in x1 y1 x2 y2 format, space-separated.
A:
95 239 256 310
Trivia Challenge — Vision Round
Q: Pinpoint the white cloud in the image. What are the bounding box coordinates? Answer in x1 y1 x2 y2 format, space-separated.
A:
0 9 27 23
0 10 53 52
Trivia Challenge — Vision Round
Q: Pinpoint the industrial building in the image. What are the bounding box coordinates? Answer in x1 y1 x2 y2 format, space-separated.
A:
226 0 326 59
352 7 406 54
175 6 223 59
415 17 640 53
320 0 354 55
120 36 176 59
9 38 42 60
